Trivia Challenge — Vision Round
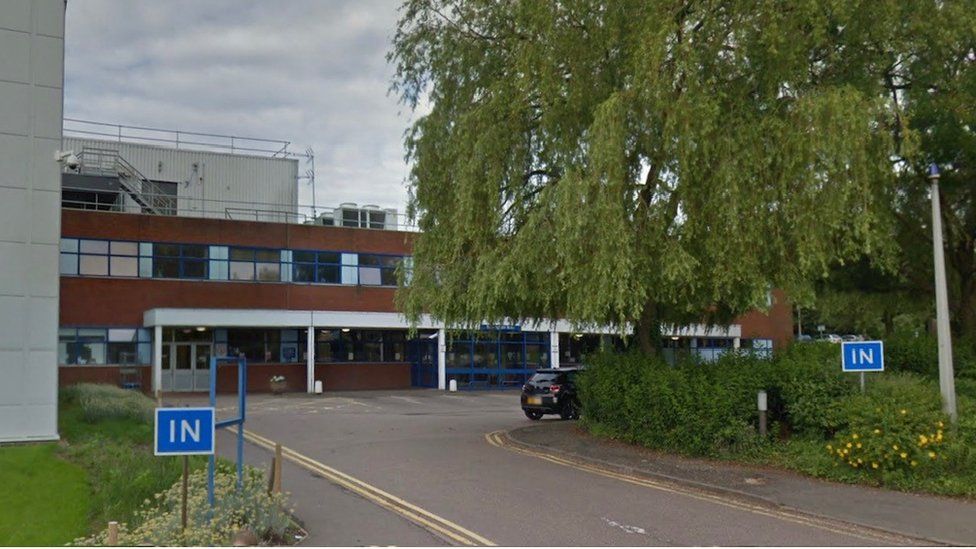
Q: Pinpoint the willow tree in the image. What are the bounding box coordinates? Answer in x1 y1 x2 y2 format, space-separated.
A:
390 0 902 353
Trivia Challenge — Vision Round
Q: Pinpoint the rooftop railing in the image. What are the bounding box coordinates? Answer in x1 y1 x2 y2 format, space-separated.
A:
63 118 295 158
61 183 420 232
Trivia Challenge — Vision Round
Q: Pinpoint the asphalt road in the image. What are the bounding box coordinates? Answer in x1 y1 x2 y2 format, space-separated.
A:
200 390 907 546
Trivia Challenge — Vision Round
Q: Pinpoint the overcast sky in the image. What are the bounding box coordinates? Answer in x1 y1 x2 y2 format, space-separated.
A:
64 0 417 213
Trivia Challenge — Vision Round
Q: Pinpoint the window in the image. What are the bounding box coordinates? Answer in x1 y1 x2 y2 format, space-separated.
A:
153 243 209 279
60 238 144 277
358 254 401 286
291 250 342 284
226 247 282 282
227 328 280 362
59 327 151 365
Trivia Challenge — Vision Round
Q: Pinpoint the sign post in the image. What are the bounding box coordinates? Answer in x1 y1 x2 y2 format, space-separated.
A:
154 407 216 531
841 340 884 393
209 356 248 508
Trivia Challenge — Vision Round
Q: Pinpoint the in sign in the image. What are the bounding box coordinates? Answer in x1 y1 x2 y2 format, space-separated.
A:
155 407 215 456
841 341 885 373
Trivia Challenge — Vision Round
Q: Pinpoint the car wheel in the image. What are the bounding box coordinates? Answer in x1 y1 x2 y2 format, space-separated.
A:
524 409 544 421
559 400 579 420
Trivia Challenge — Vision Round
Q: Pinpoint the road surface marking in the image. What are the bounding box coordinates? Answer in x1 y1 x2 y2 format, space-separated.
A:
486 431 922 546
602 517 648 535
237 428 495 546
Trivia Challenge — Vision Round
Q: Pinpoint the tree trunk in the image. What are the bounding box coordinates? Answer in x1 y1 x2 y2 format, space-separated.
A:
958 276 976 340
635 302 660 356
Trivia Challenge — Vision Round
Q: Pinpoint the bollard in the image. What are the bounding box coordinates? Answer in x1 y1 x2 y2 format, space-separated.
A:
314 380 323 394
273 443 283 494
107 521 119 546
757 390 768 437
449 379 457 392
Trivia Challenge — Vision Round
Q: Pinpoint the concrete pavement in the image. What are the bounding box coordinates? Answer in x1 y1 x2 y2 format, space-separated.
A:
181 389 965 546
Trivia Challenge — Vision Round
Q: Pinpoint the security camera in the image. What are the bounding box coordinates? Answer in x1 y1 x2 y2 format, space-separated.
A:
54 150 80 170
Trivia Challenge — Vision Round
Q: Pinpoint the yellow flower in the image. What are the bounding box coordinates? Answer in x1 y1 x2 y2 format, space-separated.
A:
892 444 899 450
846 442 853 448
871 462 878 469
826 444 833 450
911 460 918 467
857 458 863 464
938 421 944 428
873 429 881 435
856 443 862 449
928 451 936 459
900 409 907 415
900 452 907 459
919 435 928 444
852 433 859 440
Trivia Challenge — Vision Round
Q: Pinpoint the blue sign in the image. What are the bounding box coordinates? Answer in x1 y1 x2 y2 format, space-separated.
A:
842 341 885 372
155 407 215 456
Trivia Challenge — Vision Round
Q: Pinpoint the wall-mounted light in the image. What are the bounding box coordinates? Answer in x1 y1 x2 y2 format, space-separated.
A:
671 336 680 340
341 328 351 333
195 327 207 332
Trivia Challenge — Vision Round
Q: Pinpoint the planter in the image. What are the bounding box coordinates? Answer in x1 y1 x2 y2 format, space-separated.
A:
269 380 288 394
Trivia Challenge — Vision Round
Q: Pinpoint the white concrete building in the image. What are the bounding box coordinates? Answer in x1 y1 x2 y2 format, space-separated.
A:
0 0 65 442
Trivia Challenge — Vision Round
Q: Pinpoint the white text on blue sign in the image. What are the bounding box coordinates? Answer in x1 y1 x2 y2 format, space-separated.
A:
841 341 885 372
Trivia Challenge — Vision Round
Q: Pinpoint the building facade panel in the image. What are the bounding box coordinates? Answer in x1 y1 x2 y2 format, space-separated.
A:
0 0 63 442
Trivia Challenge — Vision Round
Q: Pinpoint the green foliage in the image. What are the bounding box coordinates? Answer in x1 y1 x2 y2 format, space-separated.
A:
578 351 772 456
61 383 155 425
579 344 976 496
826 375 948 478
776 343 855 437
390 0 914 334
0 444 91 546
58 385 203 532
74 463 292 547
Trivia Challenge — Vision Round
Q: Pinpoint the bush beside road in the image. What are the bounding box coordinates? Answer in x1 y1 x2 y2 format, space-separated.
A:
577 339 976 497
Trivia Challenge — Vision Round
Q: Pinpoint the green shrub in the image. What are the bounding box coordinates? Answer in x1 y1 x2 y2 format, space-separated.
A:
774 342 856 437
578 351 771 456
74 463 291 546
62 383 154 424
826 374 948 478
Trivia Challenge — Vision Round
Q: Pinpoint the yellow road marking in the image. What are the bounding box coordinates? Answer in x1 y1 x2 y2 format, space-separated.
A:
486 431 922 546
234 428 495 546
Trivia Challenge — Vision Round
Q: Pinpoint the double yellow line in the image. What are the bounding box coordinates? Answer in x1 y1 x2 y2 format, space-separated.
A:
239 428 495 546
486 431 923 546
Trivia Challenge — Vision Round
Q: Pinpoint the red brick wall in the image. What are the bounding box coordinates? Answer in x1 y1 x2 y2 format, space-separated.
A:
315 363 411 391
735 289 794 350
62 209 415 255
60 278 397 325
59 366 152 394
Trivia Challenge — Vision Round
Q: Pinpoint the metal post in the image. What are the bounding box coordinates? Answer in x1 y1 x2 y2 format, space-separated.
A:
208 356 216 508
237 357 246 489
757 391 768 437
860 372 865 394
928 164 958 422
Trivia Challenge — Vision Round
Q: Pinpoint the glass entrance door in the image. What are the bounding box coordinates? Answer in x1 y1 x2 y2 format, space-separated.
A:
166 342 213 392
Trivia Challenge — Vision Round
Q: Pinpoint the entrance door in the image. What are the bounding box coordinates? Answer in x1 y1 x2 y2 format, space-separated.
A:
166 342 213 392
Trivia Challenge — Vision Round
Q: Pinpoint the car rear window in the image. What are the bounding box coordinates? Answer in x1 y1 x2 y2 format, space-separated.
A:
529 373 563 383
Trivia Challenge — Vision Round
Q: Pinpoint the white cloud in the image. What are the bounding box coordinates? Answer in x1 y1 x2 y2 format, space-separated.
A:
64 0 416 212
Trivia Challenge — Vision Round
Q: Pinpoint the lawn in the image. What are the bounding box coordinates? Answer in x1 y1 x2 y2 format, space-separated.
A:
0 443 91 546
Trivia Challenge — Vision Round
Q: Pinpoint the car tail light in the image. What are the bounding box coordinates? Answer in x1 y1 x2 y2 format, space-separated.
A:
549 384 561 394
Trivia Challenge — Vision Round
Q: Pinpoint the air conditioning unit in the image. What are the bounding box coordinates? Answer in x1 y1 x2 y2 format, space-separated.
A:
315 212 335 226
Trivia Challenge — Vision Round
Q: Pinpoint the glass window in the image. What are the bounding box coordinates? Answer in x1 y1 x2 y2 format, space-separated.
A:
59 253 78 275
79 254 108 276
293 251 316 262
317 265 340 283
182 245 208 258
60 238 79 253
153 258 180 278
256 262 280 281
255 250 279 262
110 256 138 277
110 241 139 256
229 261 254 280
182 260 207 279
79 240 108 254
359 267 382 286
154 243 180 257
229 248 254 261
293 263 315 282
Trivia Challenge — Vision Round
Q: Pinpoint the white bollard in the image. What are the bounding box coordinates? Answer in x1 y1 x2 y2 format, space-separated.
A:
449 379 457 392
314 380 323 394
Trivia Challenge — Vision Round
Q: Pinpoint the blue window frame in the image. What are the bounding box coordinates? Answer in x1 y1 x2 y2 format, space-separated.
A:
291 250 342 284
357 254 401 286
445 330 549 389
225 246 282 282
60 238 145 277
152 243 209 279
58 326 152 366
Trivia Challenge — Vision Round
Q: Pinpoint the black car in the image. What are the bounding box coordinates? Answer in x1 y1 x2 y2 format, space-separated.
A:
520 367 582 420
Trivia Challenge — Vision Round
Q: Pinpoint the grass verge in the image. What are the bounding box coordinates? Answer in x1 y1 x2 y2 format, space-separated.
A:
0 444 91 546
